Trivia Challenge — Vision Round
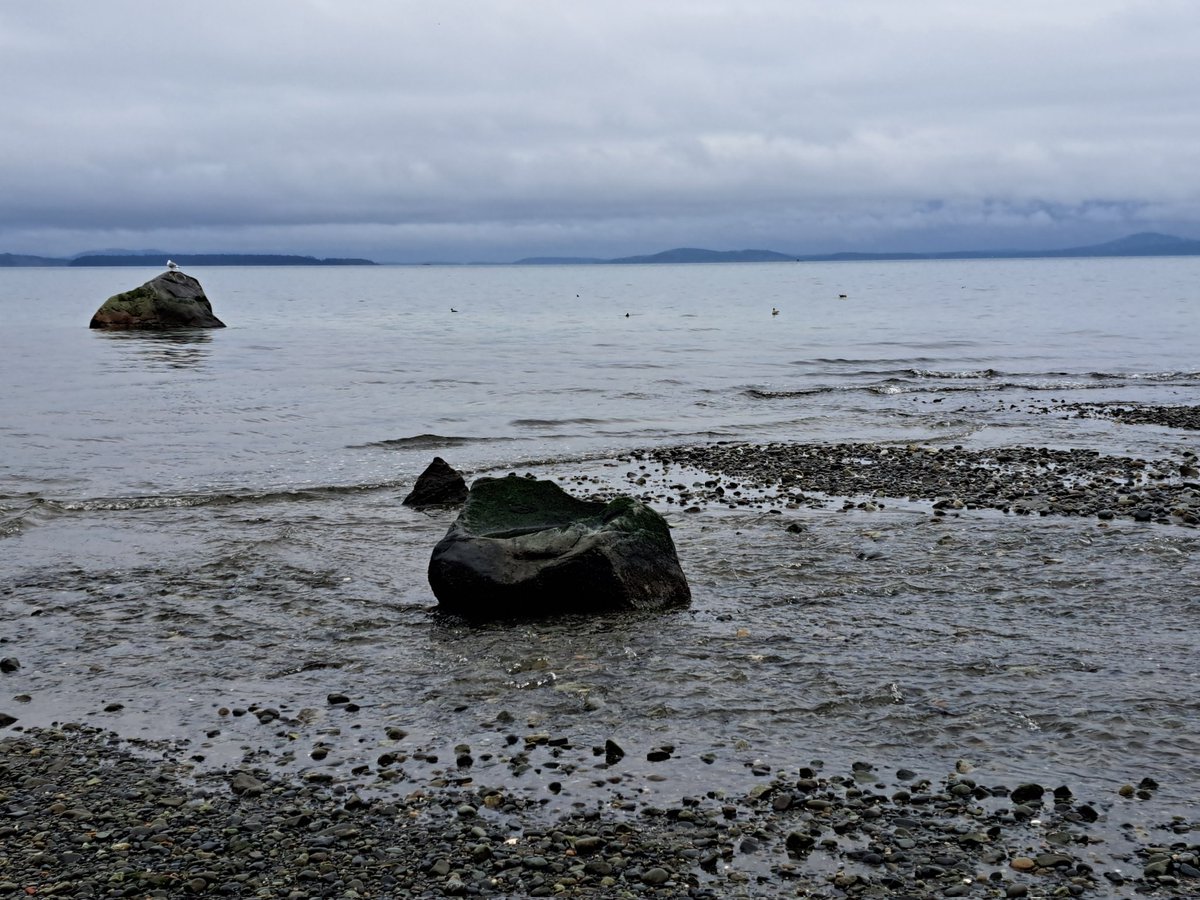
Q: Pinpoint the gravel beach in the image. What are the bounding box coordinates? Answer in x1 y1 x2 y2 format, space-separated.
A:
625 437 1200 527
2 723 1197 899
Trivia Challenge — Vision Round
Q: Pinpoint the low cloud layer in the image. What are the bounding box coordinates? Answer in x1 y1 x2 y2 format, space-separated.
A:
3 1 1198 261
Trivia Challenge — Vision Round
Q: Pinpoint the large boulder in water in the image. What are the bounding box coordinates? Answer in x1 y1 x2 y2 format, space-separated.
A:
89 271 225 329
428 475 691 617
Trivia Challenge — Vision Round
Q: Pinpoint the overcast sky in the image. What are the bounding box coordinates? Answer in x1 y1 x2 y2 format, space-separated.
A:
2 1 1198 262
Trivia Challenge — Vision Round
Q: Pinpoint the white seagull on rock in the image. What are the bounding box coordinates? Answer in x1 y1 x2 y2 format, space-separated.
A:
166 259 179 271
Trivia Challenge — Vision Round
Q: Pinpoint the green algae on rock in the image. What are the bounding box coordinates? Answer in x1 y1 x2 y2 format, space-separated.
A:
428 474 691 617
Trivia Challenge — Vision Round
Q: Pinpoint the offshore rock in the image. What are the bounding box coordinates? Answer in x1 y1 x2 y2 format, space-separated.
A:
428 475 690 617
403 457 469 509
89 270 226 329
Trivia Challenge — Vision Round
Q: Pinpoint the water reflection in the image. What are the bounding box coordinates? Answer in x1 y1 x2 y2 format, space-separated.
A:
93 329 214 369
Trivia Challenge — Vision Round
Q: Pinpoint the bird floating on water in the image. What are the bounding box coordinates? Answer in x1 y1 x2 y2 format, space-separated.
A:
771 307 780 316
838 293 848 300
166 259 179 271
450 307 458 313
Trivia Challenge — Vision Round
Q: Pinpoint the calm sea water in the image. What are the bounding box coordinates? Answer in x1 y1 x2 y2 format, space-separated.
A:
2 259 1198 822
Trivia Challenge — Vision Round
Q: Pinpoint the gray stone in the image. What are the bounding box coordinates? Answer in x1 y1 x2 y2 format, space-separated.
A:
642 867 670 884
229 771 267 796
427 475 690 617
89 271 225 329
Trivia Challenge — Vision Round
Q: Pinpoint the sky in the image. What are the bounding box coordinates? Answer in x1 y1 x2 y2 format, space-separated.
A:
2 1 1199 262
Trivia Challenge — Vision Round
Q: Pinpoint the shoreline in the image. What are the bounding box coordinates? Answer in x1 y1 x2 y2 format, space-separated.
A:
2 724 1197 898
616 436 1200 529
4 411 1200 897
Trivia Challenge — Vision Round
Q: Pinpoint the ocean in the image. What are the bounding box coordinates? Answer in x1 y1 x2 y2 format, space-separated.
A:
1 258 1197 824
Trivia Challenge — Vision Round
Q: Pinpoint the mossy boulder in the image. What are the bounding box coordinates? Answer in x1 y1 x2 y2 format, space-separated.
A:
89 271 225 329
428 475 691 617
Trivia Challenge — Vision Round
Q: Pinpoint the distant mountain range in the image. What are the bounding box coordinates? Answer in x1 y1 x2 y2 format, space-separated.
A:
0 252 376 267
3 232 1199 268
513 232 1200 265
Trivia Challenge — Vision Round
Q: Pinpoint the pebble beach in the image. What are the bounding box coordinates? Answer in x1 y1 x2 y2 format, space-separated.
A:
2 718 1196 899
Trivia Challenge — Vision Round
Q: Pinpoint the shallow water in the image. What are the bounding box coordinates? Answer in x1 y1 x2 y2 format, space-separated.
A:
2 258 1199 824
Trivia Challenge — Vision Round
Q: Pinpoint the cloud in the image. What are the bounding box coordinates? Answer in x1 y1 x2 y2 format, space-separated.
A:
2 1 1199 259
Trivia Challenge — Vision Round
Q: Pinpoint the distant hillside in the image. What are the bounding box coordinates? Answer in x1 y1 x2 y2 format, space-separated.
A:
4 232 1199 268
513 232 1200 265
1045 232 1200 258
69 254 376 267
610 248 796 264
513 256 607 265
0 253 70 267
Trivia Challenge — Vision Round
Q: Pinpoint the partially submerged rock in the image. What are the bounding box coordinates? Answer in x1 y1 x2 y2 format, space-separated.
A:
428 475 690 617
89 271 225 329
403 457 469 509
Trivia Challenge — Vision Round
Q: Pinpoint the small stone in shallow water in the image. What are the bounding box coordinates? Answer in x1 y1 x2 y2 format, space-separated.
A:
1010 783 1044 804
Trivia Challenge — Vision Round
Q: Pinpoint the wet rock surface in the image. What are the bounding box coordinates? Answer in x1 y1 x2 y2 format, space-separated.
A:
2 725 1196 898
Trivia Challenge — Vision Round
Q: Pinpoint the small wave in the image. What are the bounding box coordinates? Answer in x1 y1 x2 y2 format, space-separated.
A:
1088 370 1200 382
750 373 1200 401
40 482 409 514
806 356 943 365
510 417 621 428
906 368 1002 379
745 387 845 399
866 382 1009 395
350 433 496 450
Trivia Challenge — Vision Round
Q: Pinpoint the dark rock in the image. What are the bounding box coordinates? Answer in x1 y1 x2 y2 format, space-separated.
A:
0 657 19 673
1010 783 1045 804
403 457 469 509
573 836 605 855
785 831 815 855
89 271 225 329
427 475 691 616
